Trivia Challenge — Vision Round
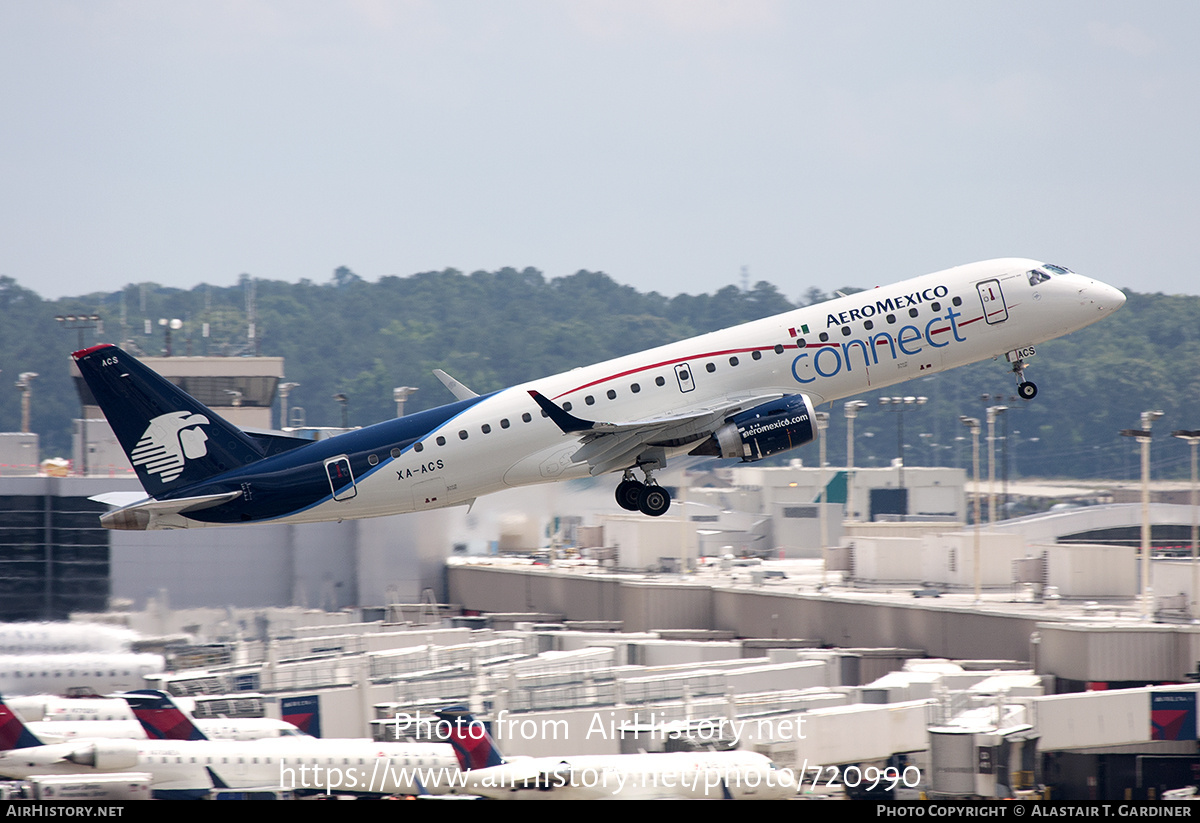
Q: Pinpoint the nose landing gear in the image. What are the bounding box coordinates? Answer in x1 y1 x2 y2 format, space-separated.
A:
1006 348 1038 400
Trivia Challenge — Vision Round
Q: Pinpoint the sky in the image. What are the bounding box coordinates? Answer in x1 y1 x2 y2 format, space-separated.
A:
2 1 1198 301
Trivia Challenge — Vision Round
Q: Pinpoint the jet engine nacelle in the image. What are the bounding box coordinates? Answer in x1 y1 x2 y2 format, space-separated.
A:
66 739 140 771
694 394 817 462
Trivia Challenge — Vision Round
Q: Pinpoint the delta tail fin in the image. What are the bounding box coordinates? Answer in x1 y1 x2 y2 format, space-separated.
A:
434 706 505 770
122 690 209 741
0 694 46 750
72 344 265 496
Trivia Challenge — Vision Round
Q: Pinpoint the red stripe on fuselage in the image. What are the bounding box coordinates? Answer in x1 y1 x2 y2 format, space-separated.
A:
552 310 986 398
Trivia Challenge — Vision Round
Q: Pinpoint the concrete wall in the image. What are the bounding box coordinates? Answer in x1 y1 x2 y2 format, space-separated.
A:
447 565 1046 661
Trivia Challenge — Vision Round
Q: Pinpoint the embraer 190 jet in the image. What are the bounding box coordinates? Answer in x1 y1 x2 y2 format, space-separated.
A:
73 259 1124 530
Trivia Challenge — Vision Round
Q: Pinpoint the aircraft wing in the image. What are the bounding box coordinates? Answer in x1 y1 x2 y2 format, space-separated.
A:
528 390 783 476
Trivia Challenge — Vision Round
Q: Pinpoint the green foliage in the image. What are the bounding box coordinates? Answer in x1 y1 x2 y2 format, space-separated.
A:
0 268 1192 479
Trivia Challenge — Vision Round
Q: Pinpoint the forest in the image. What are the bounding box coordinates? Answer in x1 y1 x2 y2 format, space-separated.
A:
0 266 1195 482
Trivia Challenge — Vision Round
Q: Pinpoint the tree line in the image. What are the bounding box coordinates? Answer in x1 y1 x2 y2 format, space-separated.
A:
0 267 1192 481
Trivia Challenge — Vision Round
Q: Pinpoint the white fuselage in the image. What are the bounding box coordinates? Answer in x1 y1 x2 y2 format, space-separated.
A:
26 717 304 743
0 736 463 796
265 258 1122 526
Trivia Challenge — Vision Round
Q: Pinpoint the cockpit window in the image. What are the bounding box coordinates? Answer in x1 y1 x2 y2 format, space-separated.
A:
1043 263 1072 275
1027 269 1051 286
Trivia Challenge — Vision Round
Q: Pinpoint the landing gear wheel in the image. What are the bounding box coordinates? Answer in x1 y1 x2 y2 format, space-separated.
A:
616 479 645 511
1017 381 1037 400
637 484 671 517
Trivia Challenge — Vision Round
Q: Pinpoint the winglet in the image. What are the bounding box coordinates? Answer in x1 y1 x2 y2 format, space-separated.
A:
528 391 595 433
433 369 479 401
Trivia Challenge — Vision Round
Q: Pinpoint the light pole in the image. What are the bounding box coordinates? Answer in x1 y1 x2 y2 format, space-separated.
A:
278 382 299 429
55 314 103 351
333 393 349 428
158 318 182 357
15 372 38 434
844 400 868 521
879 395 926 514
1173 429 1200 621
985 405 1007 524
55 314 102 476
1122 410 1163 621
393 386 419 418
961 416 982 603
816 411 830 588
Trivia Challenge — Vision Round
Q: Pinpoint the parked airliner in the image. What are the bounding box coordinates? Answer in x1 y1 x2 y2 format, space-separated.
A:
0 692 460 799
74 259 1124 529
433 706 796 800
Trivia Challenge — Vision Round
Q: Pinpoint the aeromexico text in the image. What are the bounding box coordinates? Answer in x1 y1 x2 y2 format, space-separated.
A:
394 710 807 746
825 285 950 326
796 284 964 385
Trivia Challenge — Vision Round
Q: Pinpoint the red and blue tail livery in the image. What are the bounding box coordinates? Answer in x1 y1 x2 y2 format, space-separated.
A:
0 694 45 750
123 690 208 741
434 707 505 770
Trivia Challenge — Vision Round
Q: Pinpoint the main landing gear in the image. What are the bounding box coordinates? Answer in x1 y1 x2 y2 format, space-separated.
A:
615 469 672 517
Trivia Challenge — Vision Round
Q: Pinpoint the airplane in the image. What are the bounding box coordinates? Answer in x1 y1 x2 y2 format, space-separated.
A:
0 691 464 799
0 653 163 696
21 691 306 745
432 706 798 800
73 259 1125 529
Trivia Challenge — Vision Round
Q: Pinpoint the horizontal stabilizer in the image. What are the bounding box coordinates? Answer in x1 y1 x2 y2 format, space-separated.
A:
88 491 149 509
98 490 243 531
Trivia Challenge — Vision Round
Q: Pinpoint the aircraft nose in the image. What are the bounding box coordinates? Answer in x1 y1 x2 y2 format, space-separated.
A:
1078 278 1125 316
1095 281 1126 315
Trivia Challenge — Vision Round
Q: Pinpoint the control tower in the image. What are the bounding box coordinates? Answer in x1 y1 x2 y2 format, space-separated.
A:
69 354 286 475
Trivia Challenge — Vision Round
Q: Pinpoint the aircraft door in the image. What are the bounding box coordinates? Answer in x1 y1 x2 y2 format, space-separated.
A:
977 279 1009 324
674 362 696 393
324 456 357 501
